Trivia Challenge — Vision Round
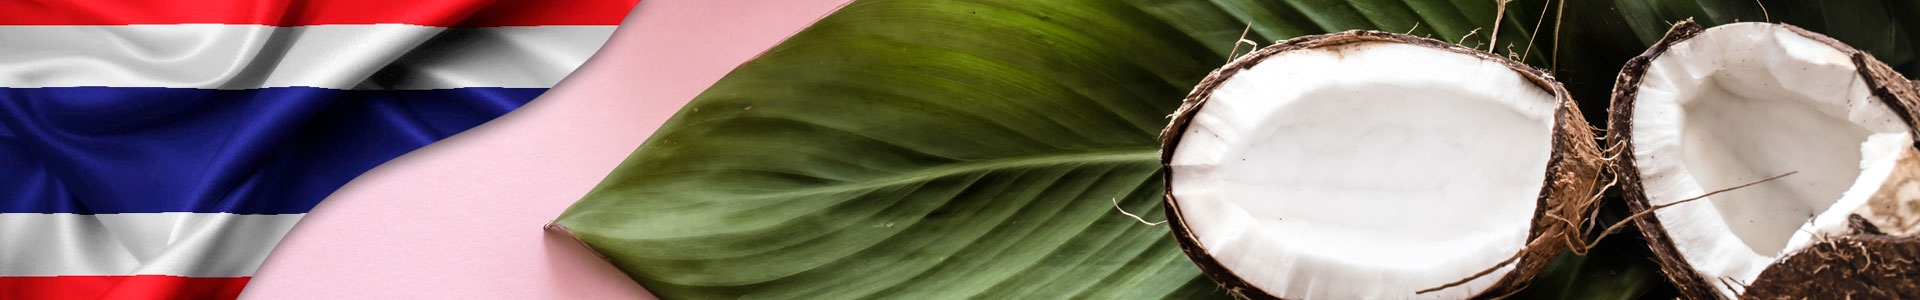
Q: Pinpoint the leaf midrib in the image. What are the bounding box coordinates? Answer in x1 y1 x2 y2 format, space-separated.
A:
744 147 1162 200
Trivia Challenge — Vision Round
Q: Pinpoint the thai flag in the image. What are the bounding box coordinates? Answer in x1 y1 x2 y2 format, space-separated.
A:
0 1 637 298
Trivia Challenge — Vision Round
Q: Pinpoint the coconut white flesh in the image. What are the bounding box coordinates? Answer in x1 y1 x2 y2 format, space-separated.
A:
1169 42 1557 299
1628 23 1913 297
1784 134 1909 251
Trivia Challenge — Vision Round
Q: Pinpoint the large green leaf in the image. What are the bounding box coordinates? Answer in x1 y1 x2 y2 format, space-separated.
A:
556 0 1917 299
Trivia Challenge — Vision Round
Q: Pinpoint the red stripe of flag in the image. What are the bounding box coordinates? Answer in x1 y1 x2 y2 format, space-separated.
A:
0 275 249 300
0 0 639 27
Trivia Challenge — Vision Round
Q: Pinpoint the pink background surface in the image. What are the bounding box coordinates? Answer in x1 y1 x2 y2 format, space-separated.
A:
242 1 851 298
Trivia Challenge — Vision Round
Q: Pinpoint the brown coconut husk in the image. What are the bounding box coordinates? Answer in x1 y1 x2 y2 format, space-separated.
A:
1606 19 1920 300
1158 30 1605 299
1742 235 1920 299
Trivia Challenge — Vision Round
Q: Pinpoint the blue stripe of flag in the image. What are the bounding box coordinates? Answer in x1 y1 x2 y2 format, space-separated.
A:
0 87 541 214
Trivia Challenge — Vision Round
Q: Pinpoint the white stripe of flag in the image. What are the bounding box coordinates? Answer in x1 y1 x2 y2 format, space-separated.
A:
0 213 303 277
0 25 615 90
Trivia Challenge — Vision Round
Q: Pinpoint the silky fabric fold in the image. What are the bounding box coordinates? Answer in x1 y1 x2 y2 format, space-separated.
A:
0 87 540 214
0 1 636 298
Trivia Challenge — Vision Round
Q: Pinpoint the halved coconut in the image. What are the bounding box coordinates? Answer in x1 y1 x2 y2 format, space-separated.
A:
1159 31 1603 299
1608 20 1920 299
